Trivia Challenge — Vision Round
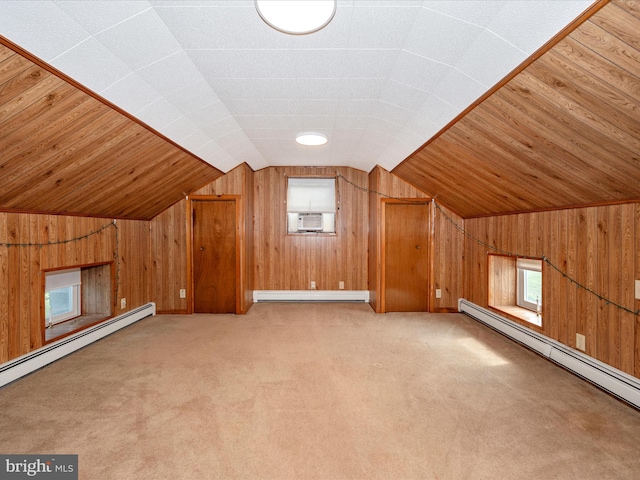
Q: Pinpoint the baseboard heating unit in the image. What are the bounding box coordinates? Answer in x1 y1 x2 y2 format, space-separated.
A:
458 299 640 410
254 290 369 302
0 302 156 389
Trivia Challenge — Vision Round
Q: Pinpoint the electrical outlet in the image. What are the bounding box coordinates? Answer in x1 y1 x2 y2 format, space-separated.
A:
339 281 344 290
310 281 316 290
576 333 586 351
120 298 126 309
635 280 640 300
180 289 186 299
435 289 442 299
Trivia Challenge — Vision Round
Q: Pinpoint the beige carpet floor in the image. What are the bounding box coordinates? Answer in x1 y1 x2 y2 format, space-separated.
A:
1 302 640 479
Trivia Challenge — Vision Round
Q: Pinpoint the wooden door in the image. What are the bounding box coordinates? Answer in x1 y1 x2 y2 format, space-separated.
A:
384 203 430 312
192 200 236 313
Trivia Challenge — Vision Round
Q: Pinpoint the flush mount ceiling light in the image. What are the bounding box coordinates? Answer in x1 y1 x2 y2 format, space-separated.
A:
296 132 328 146
255 0 337 35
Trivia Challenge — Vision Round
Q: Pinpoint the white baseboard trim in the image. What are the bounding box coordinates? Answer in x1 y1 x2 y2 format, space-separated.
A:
459 298 640 409
0 302 156 389
253 290 370 303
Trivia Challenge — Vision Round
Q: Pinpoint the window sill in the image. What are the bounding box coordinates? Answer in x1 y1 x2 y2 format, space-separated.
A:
44 314 111 343
490 305 542 328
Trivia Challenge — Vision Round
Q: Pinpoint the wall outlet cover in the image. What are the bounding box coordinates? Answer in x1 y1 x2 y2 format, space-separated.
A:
120 298 126 309
180 289 186 299
435 289 442 299
576 333 586 351
339 281 344 290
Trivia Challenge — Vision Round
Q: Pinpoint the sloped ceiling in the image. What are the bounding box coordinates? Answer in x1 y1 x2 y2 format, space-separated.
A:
2 0 639 220
0 40 223 220
0 0 594 174
393 0 640 218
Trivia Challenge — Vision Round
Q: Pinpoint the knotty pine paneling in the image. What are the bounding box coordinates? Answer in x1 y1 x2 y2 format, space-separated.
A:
0 212 150 363
464 203 640 378
254 166 368 291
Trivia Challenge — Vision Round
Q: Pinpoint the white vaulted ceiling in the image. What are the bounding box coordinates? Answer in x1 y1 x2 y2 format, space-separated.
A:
0 0 595 173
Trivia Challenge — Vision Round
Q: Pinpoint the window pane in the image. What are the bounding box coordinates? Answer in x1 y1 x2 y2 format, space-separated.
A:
49 286 74 317
524 270 542 305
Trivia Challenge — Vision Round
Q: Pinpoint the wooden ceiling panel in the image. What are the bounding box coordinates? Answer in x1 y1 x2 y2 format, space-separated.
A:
393 0 640 218
0 41 223 220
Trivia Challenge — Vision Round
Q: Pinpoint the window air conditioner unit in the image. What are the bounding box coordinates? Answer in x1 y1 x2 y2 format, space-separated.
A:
298 213 324 231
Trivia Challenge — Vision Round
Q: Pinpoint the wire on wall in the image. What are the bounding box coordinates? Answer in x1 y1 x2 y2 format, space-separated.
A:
1 220 115 248
337 172 640 317
1 219 121 308
432 201 640 317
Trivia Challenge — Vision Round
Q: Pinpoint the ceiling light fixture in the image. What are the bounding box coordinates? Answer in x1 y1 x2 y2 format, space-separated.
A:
255 0 337 35
296 132 328 146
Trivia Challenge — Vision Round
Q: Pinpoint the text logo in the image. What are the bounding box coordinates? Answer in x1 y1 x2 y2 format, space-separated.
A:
0 455 78 479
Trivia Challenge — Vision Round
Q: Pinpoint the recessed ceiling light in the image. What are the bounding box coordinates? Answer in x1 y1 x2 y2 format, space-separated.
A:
255 0 337 35
296 132 328 146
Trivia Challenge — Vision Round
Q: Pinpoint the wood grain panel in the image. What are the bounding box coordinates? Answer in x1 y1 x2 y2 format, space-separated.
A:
0 212 150 363
253 166 368 292
464 201 640 380
0 213 7 363
393 0 640 218
432 203 464 311
149 199 187 314
151 164 254 314
193 164 254 313
0 39 223 220
193 200 237 313
384 203 430 312
368 167 429 311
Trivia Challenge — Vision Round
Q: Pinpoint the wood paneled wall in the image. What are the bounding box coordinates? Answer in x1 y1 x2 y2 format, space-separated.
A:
192 163 254 313
151 164 461 313
150 164 254 313
368 166 428 311
432 202 465 311
253 166 368 291
150 199 188 313
368 166 464 312
81 263 112 316
0 212 150 363
464 203 640 377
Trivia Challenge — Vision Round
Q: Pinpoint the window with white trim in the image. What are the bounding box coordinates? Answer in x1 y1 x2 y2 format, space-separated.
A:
517 258 542 313
45 268 81 326
488 254 542 327
286 177 336 234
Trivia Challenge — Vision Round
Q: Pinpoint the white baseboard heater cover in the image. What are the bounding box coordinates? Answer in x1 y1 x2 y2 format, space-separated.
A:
254 290 369 303
0 302 156 389
458 299 640 410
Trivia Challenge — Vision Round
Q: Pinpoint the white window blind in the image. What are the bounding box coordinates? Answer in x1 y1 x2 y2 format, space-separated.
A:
286 177 336 213
516 258 542 272
45 269 81 291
